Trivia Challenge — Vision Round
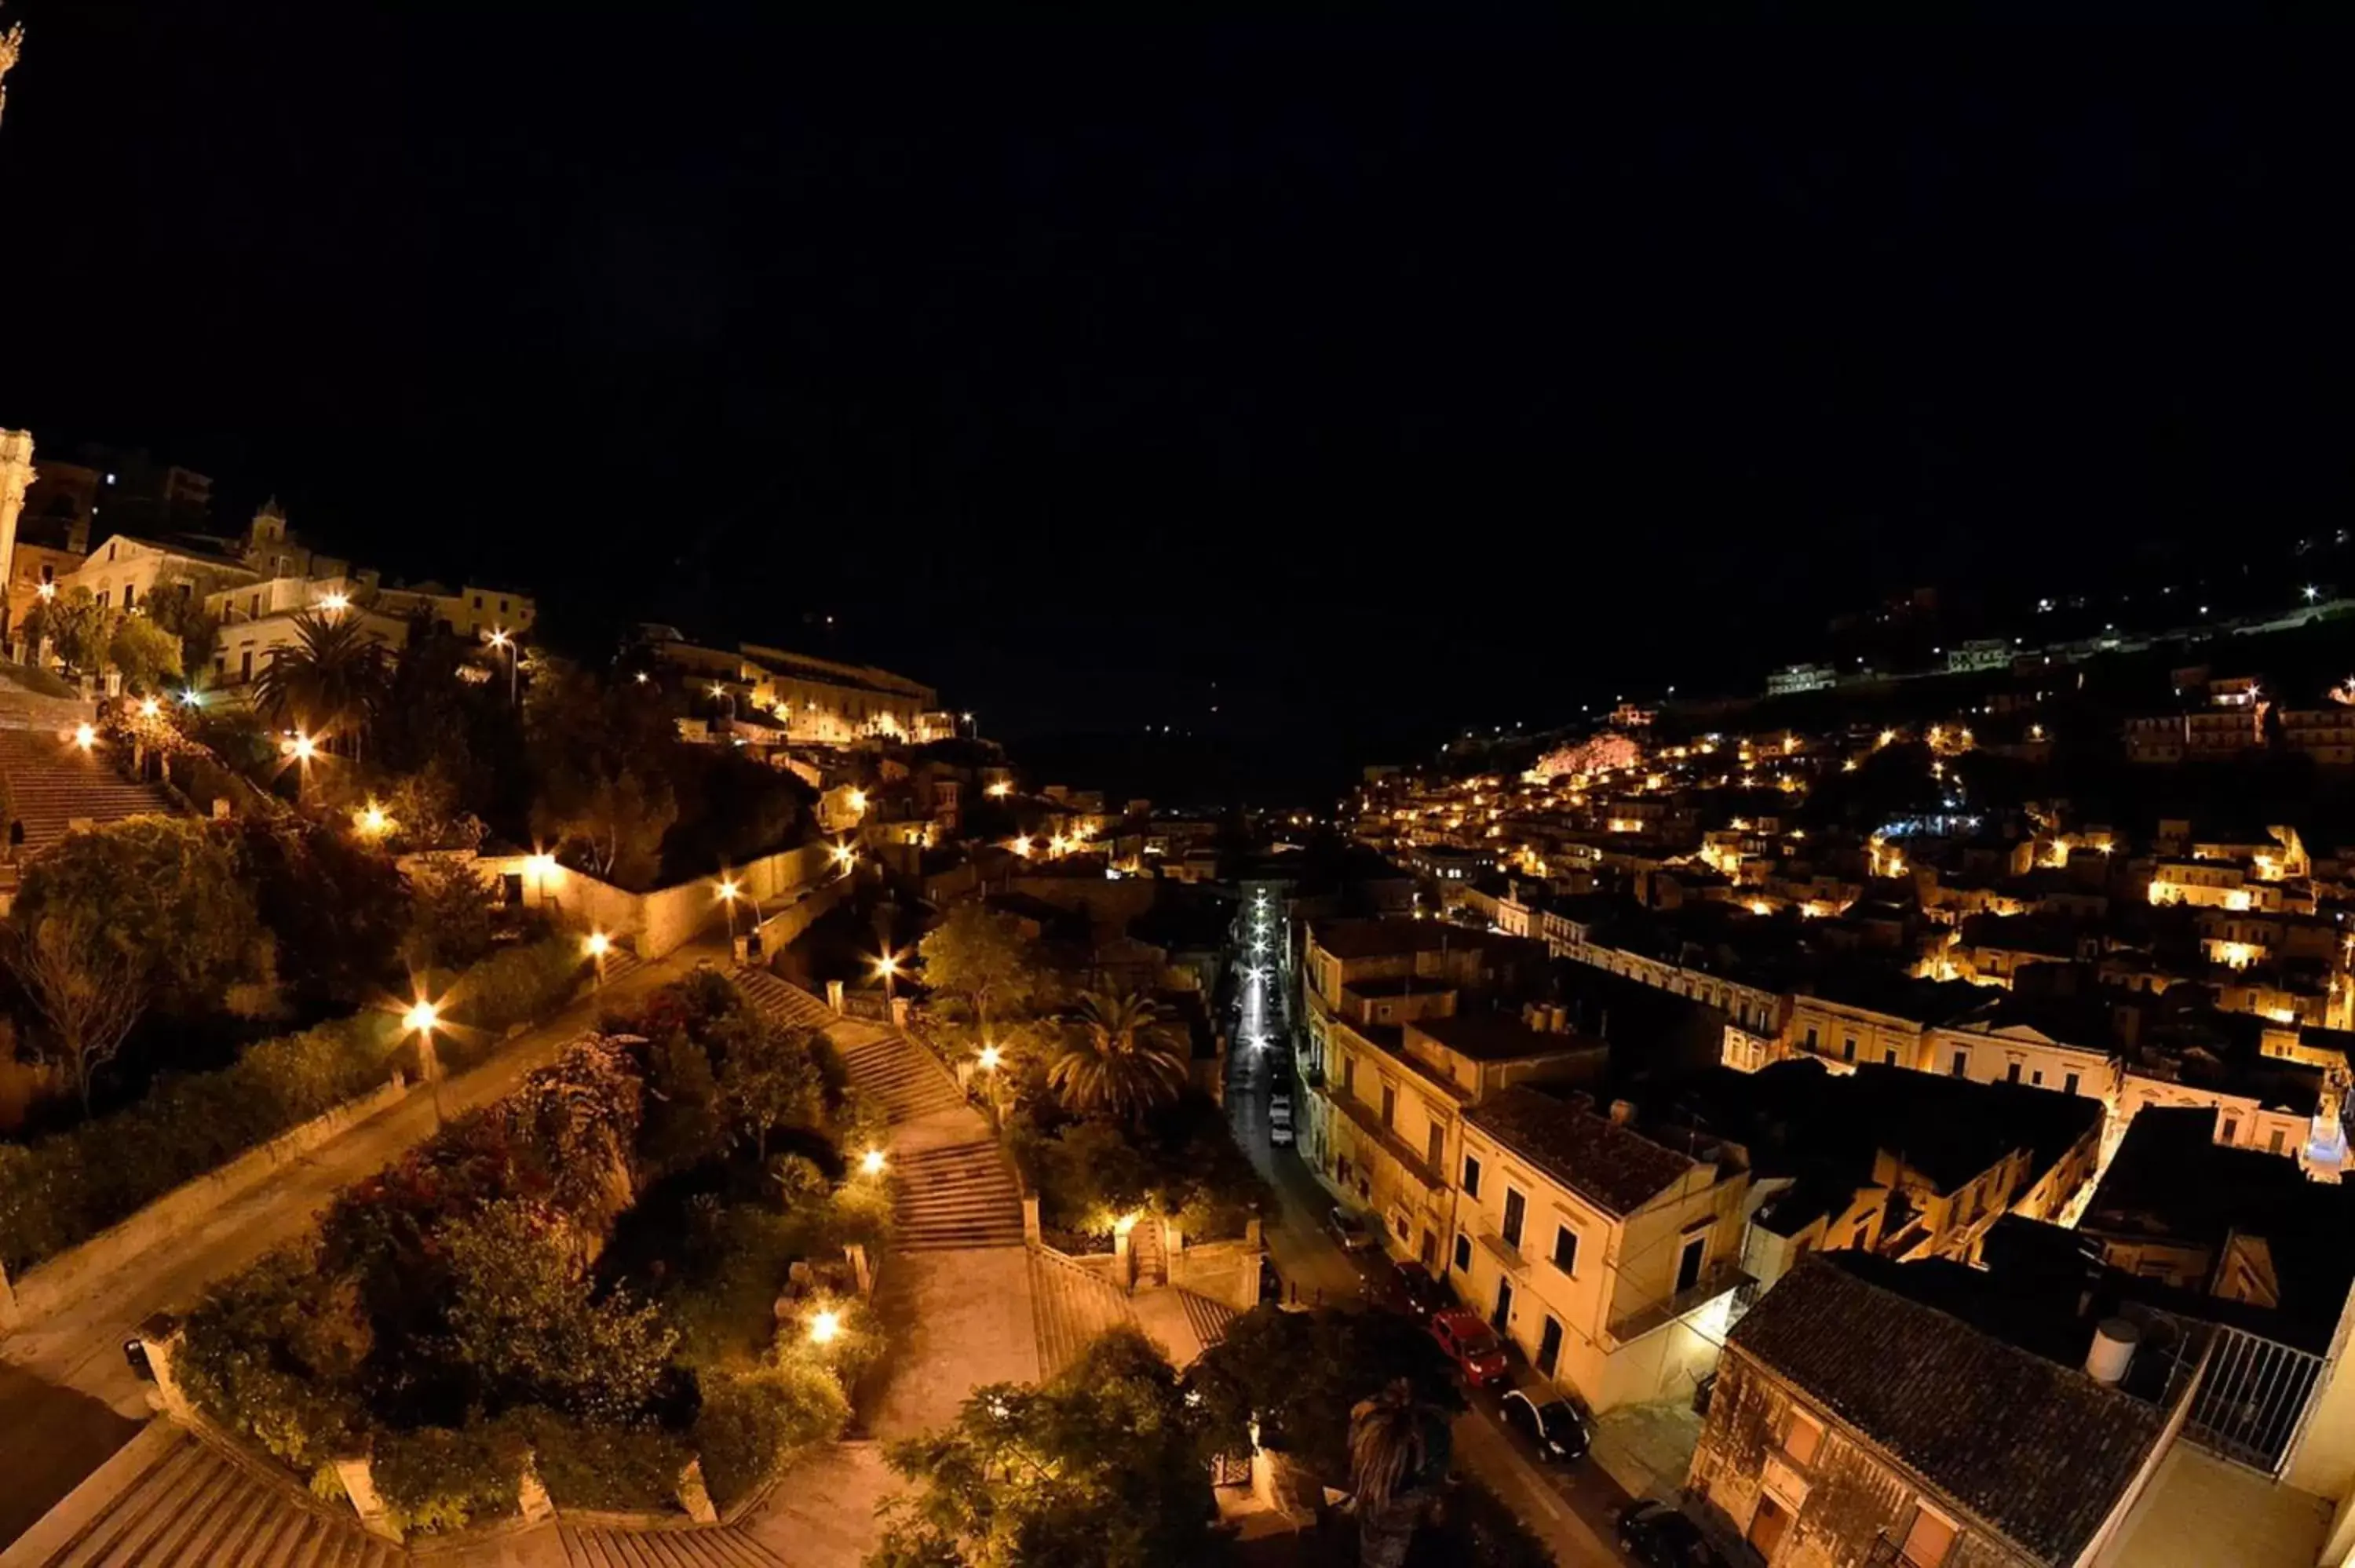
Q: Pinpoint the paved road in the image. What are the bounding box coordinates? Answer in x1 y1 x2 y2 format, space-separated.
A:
1221 906 1633 1566
0 948 709 1548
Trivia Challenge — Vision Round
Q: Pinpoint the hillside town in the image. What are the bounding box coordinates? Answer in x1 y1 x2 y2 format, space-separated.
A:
4 13 2350 1568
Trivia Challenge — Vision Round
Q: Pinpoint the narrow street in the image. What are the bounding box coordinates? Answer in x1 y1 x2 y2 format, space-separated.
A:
1222 896 1634 1566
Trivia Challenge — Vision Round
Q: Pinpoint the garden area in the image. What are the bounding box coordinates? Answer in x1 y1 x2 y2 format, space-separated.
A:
0 813 586 1276
911 903 1266 1252
173 971 890 1533
867 1307 1550 1568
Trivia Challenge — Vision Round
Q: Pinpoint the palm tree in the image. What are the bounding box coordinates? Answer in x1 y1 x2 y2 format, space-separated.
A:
254 611 389 756
1046 990 1188 1122
1349 1379 1446 1568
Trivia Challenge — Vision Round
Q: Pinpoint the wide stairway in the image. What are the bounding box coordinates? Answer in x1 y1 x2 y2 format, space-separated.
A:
893 1140 1026 1252
1 1423 396 1568
1027 1249 1138 1379
731 968 964 1122
0 728 177 862
556 1522 790 1568
729 966 838 1033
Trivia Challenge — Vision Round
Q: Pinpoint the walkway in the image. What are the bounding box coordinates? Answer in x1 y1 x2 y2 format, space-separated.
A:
731 972 1036 1444
0 950 706 1552
0 727 177 863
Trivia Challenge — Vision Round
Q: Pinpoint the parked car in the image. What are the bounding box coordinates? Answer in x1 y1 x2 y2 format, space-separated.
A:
1381 1262 1451 1318
1326 1206 1377 1253
1499 1389 1590 1462
1269 1097 1294 1128
1270 1118 1295 1147
1617 1501 1725 1567
1260 1260 1287 1306
1269 1086 1293 1117
1428 1309 1510 1386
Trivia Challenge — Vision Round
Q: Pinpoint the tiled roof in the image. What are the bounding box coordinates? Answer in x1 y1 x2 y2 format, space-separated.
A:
1729 1256 2171 1565
1464 1086 1696 1218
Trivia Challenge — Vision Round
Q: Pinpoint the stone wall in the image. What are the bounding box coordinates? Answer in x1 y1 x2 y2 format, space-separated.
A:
473 841 834 959
2 1077 411 1330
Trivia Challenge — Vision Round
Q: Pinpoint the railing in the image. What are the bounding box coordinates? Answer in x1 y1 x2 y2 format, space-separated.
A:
1607 1260 1754 1345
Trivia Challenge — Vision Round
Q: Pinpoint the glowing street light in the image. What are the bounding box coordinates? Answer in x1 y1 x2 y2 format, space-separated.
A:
717 877 743 942
2305 585 2323 603
831 840 858 874
403 997 440 1036
848 789 868 813
874 951 902 1005
986 781 1011 798
319 592 350 615
524 851 560 908
35 581 55 600
808 1309 842 1346
137 696 160 719
485 629 519 703
71 723 93 751
978 1044 1002 1071
356 802 389 837
180 688 203 708
292 732 319 763
860 1147 887 1177
585 929 612 984
1010 835 1033 858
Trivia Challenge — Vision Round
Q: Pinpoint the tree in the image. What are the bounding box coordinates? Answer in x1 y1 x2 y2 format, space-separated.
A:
254 612 391 754
526 667 680 889
106 613 184 692
26 587 114 675
919 904 1051 1046
1349 1380 1452 1568
1532 732 1641 782
1046 991 1188 1123
404 856 498 970
439 1198 677 1424
715 1016 825 1161
4 919 145 1111
235 815 411 1010
1189 1307 1462 1488
143 575 221 673
14 815 258 1008
871 1327 1221 1568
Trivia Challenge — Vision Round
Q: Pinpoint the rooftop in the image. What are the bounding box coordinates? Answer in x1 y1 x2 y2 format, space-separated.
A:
1730 1255 2173 1566
1463 1085 1698 1218
1309 917 1536 963
1410 1010 1603 1064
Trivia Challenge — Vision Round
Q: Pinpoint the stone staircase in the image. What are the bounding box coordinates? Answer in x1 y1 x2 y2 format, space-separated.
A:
592 946 647 987
0 1421 397 1568
554 1522 790 1568
893 1140 1026 1252
0 727 177 863
728 965 839 1033
1130 1217 1167 1287
835 1030 966 1123
1027 1248 1138 1379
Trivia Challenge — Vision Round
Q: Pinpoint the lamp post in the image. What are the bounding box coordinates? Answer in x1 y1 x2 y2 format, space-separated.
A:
404 995 444 1126
487 629 518 705
718 878 741 945
585 929 611 986
874 951 900 1007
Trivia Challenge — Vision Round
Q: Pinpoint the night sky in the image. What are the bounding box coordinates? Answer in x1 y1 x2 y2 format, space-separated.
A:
1 12 2344 797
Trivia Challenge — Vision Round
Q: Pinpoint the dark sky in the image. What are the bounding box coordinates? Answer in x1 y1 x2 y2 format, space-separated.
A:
1 10 2345 794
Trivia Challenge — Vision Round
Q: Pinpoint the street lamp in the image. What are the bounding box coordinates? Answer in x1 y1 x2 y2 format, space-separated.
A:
585 930 611 984
356 801 389 837
403 994 446 1125
831 840 858 877
137 696 160 719
319 592 350 616
71 723 94 752
486 629 519 704
860 1147 887 1177
874 951 901 1005
977 1044 1002 1072
808 1308 842 1346
524 851 560 910
717 877 742 942
35 581 55 601
180 688 202 708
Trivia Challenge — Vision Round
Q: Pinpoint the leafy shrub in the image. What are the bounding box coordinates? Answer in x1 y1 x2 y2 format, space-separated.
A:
462 933 587 1036
174 1246 370 1475
695 1361 849 1507
0 1012 401 1273
405 858 498 971
504 1407 688 1513
372 1424 520 1534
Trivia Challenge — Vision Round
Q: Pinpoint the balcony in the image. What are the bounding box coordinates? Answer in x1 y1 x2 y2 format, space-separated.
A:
1606 1258 1753 1345
1320 1085 1444 1194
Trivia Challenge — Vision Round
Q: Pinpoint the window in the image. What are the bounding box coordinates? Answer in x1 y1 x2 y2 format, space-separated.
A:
473 595 484 610
2222 1118 2240 1144
122 582 135 609
1780 1407 1824 1467
1842 1037 1857 1063
1883 1048 1898 1066
1426 1123 1444 1170
2269 1127 2287 1155
1552 1225 1579 1274
1462 1154 1483 1198
1380 1084 1397 1129
1803 1025 1819 1049
2031 1069 2044 1086
1393 1211 1410 1240
1899 1503 1958 1567
1342 1057 1356 1096
1535 1315 1564 1377
1452 1232 1472 1274
107 542 117 561
1501 1187 1527 1249
2006 1062 2022 1085
239 650 253 682
1951 1050 1969 1077
2064 1071 2080 1096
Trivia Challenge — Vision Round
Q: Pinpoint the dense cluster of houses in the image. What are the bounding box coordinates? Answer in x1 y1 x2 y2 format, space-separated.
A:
1282 705 2355 1566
